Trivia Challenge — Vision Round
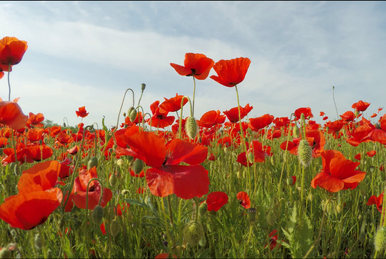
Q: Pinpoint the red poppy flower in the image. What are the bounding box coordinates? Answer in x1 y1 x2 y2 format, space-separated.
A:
237 191 251 209
159 94 189 113
0 187 62 230
340 111 355 122
223 104 253 123
320 111 325 116
121 131 210 199
354 153 361 160
27 112 44 127
0 37 28 66
248 114 274 132
197 110 226 128
75 106 89 118
26 128 45 142
371 113 377 118
361 129 386 145
367 150 376 157
266 130 281 140
24 144 54 161
280 138 301 155
352 100 370 112
73 167 113 210
210 57 251 87
294 107 313 120
170 53 214 80
155 253 177 259
367 192 384 213
323 116 329 121
273 117 290 129
206 191 228 211
17 160 60 191
247 140 267 163
236 151 253 167
326 120 344 139
147 100 175 128
311 150 366 193
264 230 281 250
0 100 28 129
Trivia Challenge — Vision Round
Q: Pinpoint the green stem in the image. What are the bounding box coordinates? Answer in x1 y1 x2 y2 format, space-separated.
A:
192 77 196 117
234 85 247 152
115 88 135 130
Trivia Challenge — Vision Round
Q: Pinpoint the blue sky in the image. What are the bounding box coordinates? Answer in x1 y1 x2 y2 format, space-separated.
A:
1 1 385 128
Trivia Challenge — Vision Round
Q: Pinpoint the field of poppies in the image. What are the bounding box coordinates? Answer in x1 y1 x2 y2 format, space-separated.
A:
1 36 386 259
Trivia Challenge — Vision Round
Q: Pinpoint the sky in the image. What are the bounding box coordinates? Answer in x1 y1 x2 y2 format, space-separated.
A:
1 1 385 128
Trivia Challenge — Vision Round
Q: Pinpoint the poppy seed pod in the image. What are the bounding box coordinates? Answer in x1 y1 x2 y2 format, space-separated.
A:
183 221 205 246
298 140 312 167
129 108 137 122
92 205 104 225
88 157 98 170
132 159 144 175
185 117 198 139
375 227 386 252
110 219 120 237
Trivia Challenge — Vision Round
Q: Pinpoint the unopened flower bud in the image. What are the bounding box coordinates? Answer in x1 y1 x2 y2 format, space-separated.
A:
185 117 198 139
199 236 207 247
298 140 312 167
116 159 124 167
141 83 146 91
88 157 98 170
132 159 144 175
109 173 117 187
183 221 205 246
292 125 299 138
92 205 104 225
110 219 120 237
129 108 137 122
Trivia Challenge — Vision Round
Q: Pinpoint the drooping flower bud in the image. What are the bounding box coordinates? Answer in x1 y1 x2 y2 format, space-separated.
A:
92 205 104 225
298 140 312 167
109 173 117 187
141 83 146 91
183 221 205 246
185 117 198 139
292 125 300 138
129 108 137 122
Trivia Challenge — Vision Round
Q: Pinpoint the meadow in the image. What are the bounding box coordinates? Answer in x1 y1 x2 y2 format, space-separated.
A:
0 36 386 259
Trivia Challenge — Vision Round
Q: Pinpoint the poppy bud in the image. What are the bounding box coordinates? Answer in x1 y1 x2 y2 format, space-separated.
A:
266 210 276 226
198 202 208 218
109 173 117 187
129 108 137 122
292 125 299 138
141 83 146 91
132 159 144 175
321 199 333 215
127 107 135 118
92 205 104 225
298 140 312 167
110 219 120 237
375 227 386 252
34 234 42 250
123 112 126 117
270 156 274 165
183 221 205 246
116 158 124 167
88 157 98 170
185 117 198 140
336 203 343 214
236 171 241 179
